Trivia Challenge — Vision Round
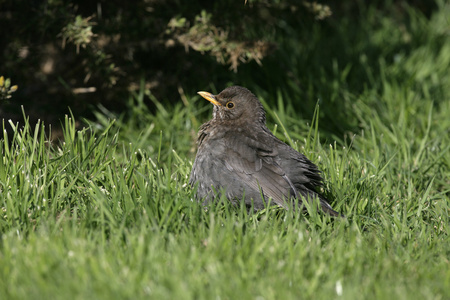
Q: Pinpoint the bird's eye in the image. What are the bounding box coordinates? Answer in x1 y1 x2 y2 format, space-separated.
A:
226 102 235 109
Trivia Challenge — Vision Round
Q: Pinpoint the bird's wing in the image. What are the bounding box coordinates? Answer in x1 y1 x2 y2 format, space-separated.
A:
223 132 341 216
278 145 342 217
279 146 324 190
223 134 297 207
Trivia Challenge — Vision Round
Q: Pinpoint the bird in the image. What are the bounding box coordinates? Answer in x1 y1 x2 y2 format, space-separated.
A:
189 86 342 217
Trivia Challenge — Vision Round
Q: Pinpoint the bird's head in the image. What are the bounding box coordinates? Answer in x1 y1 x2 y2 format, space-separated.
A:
197 86 266 125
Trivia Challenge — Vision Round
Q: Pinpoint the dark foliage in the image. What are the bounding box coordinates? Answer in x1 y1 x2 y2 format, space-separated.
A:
0 0 437 133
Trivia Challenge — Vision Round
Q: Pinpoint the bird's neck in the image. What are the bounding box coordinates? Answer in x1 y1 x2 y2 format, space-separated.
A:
197 118 269 147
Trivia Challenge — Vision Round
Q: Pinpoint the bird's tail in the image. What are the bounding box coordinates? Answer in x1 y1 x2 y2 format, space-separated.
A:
318 195 345 218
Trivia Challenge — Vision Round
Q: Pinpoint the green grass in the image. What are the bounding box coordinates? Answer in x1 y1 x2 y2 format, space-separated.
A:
1 3 450 300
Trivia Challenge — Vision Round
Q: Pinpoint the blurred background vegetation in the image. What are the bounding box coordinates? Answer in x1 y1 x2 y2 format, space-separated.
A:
0 0 444 137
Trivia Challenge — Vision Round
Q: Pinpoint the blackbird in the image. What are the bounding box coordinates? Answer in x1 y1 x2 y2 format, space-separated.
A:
189 86 341 217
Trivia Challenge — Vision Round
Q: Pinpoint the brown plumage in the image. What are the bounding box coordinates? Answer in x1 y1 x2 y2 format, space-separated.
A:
189 86 342 217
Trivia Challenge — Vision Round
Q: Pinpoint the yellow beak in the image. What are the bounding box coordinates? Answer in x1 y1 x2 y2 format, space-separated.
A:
197 91 222 106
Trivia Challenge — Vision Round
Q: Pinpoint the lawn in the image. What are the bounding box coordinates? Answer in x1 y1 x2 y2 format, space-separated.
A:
0 2 449 300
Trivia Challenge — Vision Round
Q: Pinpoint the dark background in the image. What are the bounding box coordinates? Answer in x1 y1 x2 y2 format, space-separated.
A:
0 0 437 135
